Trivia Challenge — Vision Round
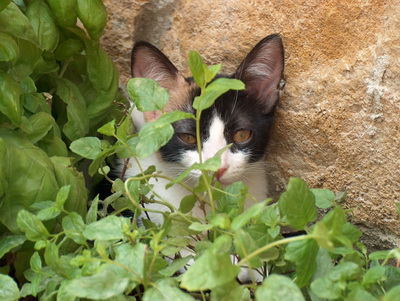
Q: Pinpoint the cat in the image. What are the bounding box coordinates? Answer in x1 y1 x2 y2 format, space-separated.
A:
124 34 284 226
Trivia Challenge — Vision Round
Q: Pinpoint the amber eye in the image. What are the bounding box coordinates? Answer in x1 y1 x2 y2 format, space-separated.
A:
233 129 252 144
178 133 197 144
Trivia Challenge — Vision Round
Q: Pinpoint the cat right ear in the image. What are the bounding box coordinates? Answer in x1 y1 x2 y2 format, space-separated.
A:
131 42 186 121
235 34 284 114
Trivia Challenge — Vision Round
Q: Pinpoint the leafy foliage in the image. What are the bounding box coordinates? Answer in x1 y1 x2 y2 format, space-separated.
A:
1 1 399 301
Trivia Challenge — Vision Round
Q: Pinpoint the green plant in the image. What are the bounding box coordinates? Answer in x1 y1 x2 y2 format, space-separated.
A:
0 0 123 291
1 1 399 301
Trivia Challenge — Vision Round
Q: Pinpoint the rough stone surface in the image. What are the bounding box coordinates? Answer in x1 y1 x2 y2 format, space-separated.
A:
101 0 400 248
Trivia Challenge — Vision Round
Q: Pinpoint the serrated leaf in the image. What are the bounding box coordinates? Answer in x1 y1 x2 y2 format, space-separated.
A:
255 274 305 301
127 78 169 112
231 201 267 230
136 111 194 158
114 243 146 282
284 238 319 287
168 156 221 187
311 189 335 209
65 264 129 299
16 210 50 241
143 279 196 301
62 212 86 245
83 215 131 241
188 50 206 88
278 177 317 230
181 235 239 291
362 265 386 286
193 78 245 111
70 137 102 159
217 181 248 215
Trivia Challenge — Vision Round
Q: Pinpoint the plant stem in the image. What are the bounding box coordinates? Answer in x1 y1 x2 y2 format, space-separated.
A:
238 235 310 266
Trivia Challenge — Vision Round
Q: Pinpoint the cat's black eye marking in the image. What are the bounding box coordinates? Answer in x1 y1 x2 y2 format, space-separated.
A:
178 133 197 145
232 129 253 144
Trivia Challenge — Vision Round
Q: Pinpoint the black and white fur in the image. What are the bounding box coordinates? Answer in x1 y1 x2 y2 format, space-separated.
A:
125 34 284 225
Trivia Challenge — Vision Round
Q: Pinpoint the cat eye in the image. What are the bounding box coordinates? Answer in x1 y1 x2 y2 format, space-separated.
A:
233 129 252 144
178 133 197 145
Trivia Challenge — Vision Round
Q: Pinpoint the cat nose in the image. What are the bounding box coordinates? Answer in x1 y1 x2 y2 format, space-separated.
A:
216 167 228 181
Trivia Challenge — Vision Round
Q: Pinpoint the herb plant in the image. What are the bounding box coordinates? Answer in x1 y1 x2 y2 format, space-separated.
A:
1 1 400 301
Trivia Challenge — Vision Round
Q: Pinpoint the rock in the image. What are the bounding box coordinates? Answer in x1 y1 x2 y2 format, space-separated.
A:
101 0 400 248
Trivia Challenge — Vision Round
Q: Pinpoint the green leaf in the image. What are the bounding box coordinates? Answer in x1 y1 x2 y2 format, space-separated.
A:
158 257 192 277
234 229 262 267
97 119 116 136
127 78 170 112
181 235 240 291
56 79 89 141
255 274 305 301
168 156 221 187
85 40 116 92
188 221 213 232
0 70 22 126
278 177 317 230
22 112 55 144
161 237 191 256
284 238 319 287
0 274 20 301
0 235 26 259
217 181 248 215
311 189 335 209
114 243 146 282
0 0 11 12
70 137 102 159
16 210 50 241
211 280 251 301
30 251 42 272
62 212 86 245
179 194 198 214
47 0 77 27
310 277 342 299
188 51 206 89
362 265 386 286
83 215 131 241
0 32 19 63
193 78 245 111
231 201 267 230
77 0 107 40
144 279 196 301
65 264 129 299
0 2 39 46
384 286 400 301
55 39 84 60
86 195 99 224
26 0 59 51
136 111 194 158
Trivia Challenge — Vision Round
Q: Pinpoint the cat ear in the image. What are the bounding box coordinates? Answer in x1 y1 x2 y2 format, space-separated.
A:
235 34 284 113
131 42 186 121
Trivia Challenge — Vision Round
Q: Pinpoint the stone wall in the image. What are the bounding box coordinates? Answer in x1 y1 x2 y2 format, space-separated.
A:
101 0 400 248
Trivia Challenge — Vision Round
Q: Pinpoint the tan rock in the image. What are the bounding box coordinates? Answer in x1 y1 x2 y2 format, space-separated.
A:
101 0 400 248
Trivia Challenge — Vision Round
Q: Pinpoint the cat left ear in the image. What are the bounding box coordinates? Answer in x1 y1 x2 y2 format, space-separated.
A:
235 34 284 114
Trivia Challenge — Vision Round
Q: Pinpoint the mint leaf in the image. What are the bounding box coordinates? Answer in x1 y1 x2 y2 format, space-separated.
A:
278 177 317 230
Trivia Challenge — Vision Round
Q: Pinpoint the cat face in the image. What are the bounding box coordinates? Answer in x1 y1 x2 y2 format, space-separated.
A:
131 35 284 185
